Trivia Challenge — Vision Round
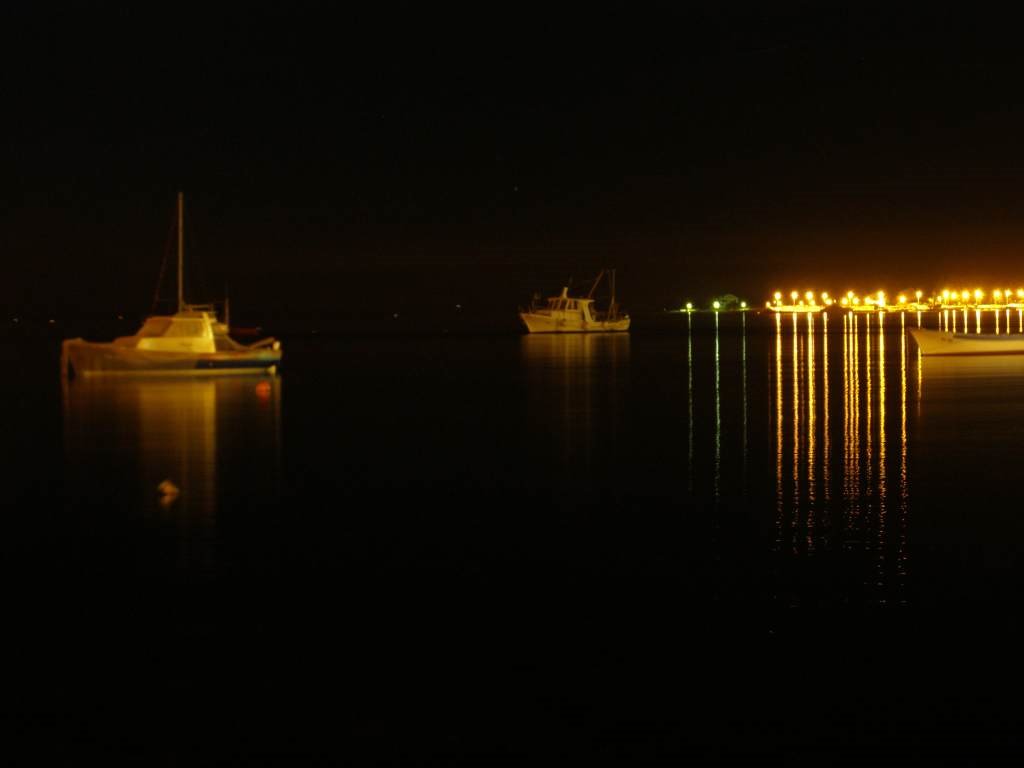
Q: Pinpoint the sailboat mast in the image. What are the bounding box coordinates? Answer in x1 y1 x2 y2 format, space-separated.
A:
610 269 616 319
177 191 184 312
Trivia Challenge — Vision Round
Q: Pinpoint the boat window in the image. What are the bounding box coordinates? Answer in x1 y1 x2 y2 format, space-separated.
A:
164 319 209 337
136 317 174 337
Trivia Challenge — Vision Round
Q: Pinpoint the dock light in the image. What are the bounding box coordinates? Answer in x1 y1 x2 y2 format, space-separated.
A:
791 291 799 301
975 289 984 301
942 289 950 301
853 296 861 305
740 301 747 308
712 300 721 310
773 291 782 301
898 295 907 305
916 290 923 301
840 297 849 306
1018 289 1024 299
805 290 814 301
877 291 886 305
821 292 830 300
685 302 693 311
962 290 970 301
846 290 854 298
995 289 1003 300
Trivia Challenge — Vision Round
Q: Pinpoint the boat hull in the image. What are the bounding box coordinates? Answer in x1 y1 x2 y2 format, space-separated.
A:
62 339 281 377
519 313 630 333
908 328 1024 356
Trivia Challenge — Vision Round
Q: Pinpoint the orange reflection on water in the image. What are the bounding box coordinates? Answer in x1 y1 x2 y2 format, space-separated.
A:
807 312 816 514
865 314 873 505
772 310 910 601
898 322 909 595
775 312 784 543
792 310 800 550
521 333 629 466
844 312 862 522
877 315 888 596
823 312 830 504
62 376 281 574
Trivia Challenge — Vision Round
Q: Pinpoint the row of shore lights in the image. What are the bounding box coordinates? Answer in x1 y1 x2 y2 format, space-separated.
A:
770 288 1024 308
682 301 748 311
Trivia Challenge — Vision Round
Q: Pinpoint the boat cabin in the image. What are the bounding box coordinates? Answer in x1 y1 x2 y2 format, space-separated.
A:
114 311 217 353
541 288 596 321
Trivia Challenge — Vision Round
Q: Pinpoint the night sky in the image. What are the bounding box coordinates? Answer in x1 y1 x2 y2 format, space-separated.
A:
6 6 1024 329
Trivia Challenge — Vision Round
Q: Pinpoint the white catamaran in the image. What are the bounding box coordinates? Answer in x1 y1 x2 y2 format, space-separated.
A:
519 269 630 333
61 193 282 377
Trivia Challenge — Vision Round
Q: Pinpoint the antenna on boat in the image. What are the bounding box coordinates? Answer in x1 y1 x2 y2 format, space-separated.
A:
177 191 185 313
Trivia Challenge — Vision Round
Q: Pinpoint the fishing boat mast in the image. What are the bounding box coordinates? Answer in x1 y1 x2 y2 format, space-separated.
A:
610 268 617 320
177 191 185 312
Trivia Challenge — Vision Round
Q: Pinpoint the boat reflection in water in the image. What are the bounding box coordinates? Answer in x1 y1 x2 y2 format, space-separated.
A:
520 333 628 480
770 312 911 605
62 375 281 578
915 352 1024 485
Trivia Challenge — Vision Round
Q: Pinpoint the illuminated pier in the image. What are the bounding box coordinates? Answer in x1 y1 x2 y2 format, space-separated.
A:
765 286 1024 316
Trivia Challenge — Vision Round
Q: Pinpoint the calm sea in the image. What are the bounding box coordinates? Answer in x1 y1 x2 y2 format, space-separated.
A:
6 314 1024 763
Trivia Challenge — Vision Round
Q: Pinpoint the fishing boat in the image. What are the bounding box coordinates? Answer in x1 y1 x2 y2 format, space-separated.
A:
519 269 630 333
61 193 282 377
908 327 1024 356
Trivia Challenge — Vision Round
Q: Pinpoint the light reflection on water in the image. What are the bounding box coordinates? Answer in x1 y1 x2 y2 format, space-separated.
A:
768 311 914 604
62 376 280 575
515 314 1024 610
520 333 629 471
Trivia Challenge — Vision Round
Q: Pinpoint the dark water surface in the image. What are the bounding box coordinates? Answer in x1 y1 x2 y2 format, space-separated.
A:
6 315 1024 763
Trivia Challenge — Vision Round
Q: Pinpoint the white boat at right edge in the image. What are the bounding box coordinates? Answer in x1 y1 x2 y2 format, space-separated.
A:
909 327 1024 356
